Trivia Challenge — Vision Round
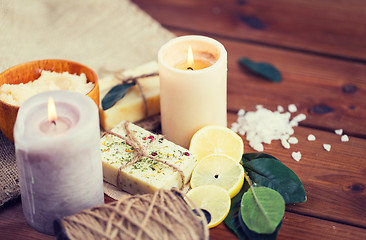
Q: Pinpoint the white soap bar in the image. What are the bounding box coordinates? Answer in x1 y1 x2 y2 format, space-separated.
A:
99 61 160 130
100 121 198 195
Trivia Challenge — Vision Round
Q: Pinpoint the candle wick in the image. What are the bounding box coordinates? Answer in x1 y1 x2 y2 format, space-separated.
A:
51 120 56 126
187 67 194 71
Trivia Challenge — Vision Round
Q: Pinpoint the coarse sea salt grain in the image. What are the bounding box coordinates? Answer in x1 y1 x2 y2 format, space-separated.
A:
277 105 284 112
323 144 331 152
238 109 245 117
335 129 343 135
288 104 297 113
292 152 302 161
281 139 290 149
231 105 306 152
307 134 316 141
288 136 298 144
341 135 349 142
290 113 306 127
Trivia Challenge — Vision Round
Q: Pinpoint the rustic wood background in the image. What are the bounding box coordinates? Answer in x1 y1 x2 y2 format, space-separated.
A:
0 0 365 239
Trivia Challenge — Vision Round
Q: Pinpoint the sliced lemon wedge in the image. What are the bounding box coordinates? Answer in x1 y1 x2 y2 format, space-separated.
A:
190 154 244 198
189 125 244 163
185 185 231 228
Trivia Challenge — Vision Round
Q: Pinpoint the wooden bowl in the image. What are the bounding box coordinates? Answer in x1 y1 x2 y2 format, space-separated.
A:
0 59 99 142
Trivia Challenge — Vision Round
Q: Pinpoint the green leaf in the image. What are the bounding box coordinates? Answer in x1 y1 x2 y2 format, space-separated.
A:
241 187 285 234
238 58 282 82
224 182 250 240
224 183 283 240
242 153 277 161
238 210 282 240
102 82 136 110
241 154 307 204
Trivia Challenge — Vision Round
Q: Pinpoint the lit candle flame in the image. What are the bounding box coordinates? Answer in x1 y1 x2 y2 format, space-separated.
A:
48 97 57 124
187 45 194 70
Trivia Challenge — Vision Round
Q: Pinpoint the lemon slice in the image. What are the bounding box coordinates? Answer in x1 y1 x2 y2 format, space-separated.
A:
190 154 244 198
189 125 244 162
185 185 231 228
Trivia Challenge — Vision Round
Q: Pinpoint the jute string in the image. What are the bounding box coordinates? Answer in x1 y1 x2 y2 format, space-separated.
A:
58 189 209 240
105 121 186 190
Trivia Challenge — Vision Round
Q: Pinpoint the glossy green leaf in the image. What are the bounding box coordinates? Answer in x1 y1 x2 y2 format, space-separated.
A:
241 187 285 234
225 179 283 239
239 210 282 240
241 154 307 204
242 153 277 161
224 182 250 240
224 183 283 240
239 58 282 82
101 82 136 110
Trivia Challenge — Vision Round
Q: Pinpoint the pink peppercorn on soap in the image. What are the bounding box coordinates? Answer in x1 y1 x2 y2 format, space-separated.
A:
100 121 198 195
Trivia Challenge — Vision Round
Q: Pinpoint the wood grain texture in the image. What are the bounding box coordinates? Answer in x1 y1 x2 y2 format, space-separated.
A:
1 0 366 239
0 200 53 240
277 212 366 240
133 0 366 61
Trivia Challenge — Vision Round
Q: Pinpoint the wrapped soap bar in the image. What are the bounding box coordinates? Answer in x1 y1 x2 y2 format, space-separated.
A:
99 61 160 130
100 121 198 195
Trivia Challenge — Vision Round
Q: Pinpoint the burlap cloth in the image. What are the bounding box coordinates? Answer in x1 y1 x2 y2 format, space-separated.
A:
0 0 175 207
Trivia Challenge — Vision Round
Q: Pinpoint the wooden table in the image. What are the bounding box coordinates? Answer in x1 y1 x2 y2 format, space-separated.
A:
1 0 366 239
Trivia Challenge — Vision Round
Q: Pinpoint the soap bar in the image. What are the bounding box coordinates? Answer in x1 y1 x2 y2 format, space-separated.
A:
99 61 160 130
101 121 198 195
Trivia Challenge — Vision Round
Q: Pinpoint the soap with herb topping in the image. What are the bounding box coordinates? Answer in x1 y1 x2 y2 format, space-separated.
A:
101 121 198 195
99 61 160 131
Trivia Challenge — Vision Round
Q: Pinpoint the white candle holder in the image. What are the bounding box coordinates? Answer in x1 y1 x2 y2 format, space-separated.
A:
14 90 104 235
158 35 227 148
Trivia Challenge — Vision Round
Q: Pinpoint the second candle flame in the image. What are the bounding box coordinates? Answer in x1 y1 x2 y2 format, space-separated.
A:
48 97 57 124
187 45 194 70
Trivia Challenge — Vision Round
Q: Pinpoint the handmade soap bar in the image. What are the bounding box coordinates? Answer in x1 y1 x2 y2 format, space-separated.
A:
99 61 160 130
101 121 198 195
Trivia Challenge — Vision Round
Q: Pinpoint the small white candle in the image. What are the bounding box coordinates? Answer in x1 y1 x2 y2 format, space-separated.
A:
14 90 104 235
158 35 227 148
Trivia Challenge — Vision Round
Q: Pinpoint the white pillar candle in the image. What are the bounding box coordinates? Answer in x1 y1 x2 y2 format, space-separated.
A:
158 35 227 148
14 90 104 235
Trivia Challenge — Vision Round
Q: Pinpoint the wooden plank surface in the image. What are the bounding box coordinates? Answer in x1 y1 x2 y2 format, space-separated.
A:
1 0 366 239
132 0 366 61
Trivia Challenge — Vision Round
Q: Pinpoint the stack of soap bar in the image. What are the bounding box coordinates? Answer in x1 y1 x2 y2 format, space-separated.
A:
99 61 160 130
101 121 198 195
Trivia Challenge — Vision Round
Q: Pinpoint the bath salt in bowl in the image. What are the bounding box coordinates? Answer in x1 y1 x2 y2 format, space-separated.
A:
0 70 94 106
0 59 99 142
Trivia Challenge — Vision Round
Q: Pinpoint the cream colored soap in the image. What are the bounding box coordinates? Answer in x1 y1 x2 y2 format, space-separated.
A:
101 121 198 195
99 61 160 130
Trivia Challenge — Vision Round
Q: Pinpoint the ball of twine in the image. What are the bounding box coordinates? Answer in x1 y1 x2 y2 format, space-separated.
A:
55 189 209 240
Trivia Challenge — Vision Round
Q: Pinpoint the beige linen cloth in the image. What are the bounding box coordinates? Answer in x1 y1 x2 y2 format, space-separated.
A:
0 0 174 206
